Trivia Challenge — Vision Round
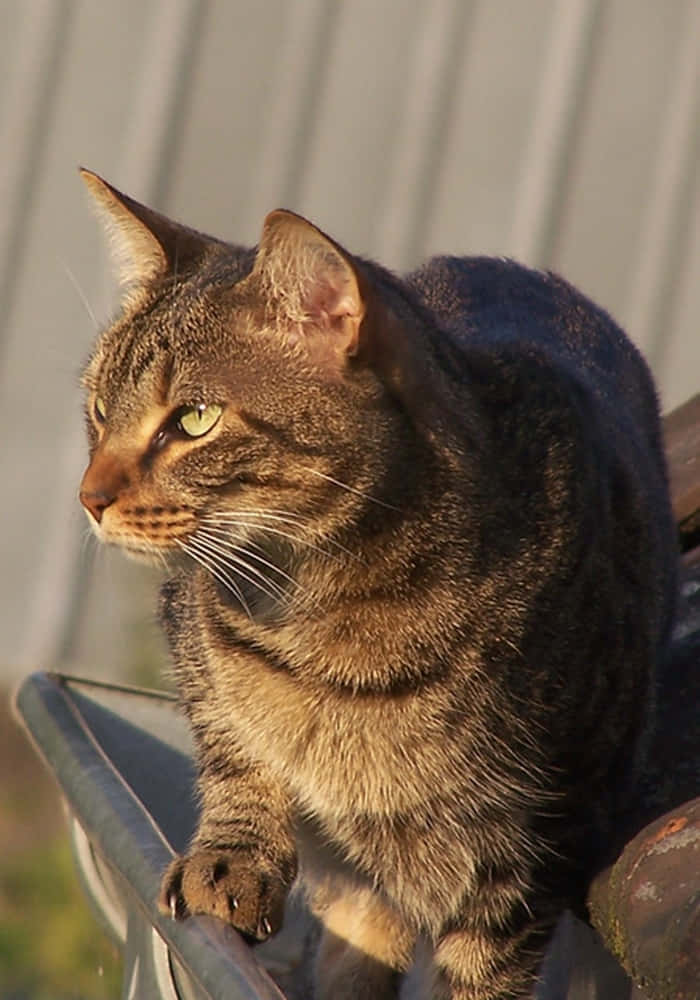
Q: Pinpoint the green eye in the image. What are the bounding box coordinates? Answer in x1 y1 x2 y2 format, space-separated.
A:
94 396 107 423
177 403 223 438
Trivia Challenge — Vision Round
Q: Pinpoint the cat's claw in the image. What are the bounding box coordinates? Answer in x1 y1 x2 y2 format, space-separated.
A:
160 848 291 938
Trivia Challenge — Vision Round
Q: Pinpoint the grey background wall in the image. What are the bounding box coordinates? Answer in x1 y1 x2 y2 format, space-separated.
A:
1 0 699 682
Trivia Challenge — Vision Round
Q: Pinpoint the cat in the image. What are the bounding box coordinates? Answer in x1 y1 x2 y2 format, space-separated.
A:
78 168 677 999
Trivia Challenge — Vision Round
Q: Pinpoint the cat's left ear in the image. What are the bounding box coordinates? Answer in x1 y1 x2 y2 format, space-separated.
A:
253 210 365 360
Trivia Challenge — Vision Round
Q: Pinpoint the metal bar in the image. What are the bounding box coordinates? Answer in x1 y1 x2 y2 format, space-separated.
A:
14 671 284 1000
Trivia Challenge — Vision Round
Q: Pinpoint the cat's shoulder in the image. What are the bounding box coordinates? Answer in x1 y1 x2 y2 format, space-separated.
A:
408 254 648 393
403 253 663 456
407 253 599 332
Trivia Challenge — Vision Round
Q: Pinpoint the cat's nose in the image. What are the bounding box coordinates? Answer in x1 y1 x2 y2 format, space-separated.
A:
80 446 130 523
79 489 115 524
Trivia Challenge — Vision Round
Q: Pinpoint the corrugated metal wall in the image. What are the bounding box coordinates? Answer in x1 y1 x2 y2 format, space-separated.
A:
2 0 699 681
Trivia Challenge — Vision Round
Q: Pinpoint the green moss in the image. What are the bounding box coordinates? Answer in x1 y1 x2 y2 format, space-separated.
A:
0 833 122 999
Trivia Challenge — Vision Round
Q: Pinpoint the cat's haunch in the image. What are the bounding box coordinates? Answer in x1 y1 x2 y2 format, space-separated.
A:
79 169 677 999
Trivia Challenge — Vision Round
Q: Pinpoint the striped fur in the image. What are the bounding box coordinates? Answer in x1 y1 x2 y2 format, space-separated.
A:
79 173 676 998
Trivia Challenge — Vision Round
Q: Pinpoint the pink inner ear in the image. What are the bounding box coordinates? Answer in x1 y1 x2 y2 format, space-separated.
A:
308 272 360 326
255 210 365 357
298 259 364 359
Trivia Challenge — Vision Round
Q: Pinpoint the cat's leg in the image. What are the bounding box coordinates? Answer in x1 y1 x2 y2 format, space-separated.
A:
158 753 298 940
420 913 557 1000
157 576 297 941
312 886 415 1000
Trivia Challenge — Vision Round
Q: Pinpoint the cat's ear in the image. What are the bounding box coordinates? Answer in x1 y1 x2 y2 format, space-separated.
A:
79 168 210 297
253 210 365 360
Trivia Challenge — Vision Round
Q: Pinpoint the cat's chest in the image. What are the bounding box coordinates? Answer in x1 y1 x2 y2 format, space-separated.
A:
200 611 457 819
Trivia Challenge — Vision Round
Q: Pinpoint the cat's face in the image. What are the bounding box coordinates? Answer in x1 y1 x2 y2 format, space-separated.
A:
78 172 399 591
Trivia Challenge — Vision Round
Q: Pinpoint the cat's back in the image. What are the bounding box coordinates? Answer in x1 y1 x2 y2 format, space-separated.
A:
408 254 659 442
407 252 676 647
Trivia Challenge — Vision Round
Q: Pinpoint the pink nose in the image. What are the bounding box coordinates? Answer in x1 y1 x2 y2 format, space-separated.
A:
79 489 115 524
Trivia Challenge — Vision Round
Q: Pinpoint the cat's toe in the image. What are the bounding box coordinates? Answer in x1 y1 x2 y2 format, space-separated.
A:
158 856 190 920
158 847 288 940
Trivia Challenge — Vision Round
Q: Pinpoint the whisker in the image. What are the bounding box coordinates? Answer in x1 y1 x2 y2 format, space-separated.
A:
205 508 311 528
197 526 304 594
222 508 311 523
202 512 359 562
197 528 328 614
178 538 252 619
181 536 253 615
193 531 290 605
301 468 399 511
80 525 97 558
154 546 169 571
62 261 99 328
201 516 355 564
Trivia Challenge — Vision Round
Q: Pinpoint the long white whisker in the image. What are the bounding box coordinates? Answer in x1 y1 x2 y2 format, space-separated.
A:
206 509 311 527
197 526 303 593
201 517 354 563
62 261 99 328
80 525 96 558
202 513 359 562
301 468 399 511
178 538 253 619
193 531 290 604
200 529 327 613
218 508 310 522
182 535 248 591
186 538 255 616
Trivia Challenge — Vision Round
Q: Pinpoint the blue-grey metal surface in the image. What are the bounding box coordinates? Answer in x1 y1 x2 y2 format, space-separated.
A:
14 672 291 1000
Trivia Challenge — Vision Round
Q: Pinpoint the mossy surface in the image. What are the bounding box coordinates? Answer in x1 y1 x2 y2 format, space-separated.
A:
0 836 122 999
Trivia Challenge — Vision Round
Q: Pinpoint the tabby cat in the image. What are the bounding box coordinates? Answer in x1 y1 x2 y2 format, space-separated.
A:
78 169 677 999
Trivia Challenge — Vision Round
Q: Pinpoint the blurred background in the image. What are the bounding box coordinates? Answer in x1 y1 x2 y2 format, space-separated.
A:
1 0 698 995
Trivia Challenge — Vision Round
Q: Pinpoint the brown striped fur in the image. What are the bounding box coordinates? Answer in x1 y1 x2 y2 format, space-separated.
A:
79 170 677 998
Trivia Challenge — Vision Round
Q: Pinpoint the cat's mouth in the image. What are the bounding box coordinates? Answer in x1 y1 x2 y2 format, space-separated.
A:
89 524 182 566
84 504 197 566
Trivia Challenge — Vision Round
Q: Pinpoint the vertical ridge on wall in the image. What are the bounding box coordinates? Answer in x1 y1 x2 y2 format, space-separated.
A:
296 0 435 256
373 0 474 269
657 166 700 412
104 0 206 206
625 0 700 376
244 0 340 217
0 0 74 366
508 0 603 265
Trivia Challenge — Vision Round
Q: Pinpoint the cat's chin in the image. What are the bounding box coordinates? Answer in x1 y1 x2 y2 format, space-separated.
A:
84 514 189 569
110 539 178 568
121 546 168 566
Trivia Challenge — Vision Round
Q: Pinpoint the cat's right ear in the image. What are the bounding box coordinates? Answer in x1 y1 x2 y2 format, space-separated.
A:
79 168 210 300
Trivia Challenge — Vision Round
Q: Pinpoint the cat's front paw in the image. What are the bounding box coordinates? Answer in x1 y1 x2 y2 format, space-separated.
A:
158 847 289 941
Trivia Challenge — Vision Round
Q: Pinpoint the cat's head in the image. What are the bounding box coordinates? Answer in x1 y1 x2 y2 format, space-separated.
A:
78 171 411 587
